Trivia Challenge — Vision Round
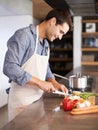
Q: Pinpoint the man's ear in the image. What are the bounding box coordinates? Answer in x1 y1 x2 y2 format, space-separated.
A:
50 17 56 25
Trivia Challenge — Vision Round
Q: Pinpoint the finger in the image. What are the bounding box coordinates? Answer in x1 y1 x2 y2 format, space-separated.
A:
60 85 68 93
48 87 56 93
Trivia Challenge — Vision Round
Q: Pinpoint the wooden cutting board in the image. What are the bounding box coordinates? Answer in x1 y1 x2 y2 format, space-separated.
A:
70 105 98 115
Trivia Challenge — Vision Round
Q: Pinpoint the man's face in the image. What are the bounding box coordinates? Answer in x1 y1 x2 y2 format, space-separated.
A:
46 18 69 42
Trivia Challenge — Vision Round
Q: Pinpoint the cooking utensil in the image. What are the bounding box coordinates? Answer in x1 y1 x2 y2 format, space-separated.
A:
71 105 98 115
54 73 88 92
52 90 69 96
54 73 69 80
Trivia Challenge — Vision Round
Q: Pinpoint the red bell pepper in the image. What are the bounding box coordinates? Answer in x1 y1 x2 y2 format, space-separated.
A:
62 98 73 111
62 98 79 111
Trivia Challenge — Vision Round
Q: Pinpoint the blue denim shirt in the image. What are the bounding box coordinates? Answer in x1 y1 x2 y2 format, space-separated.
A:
3 24 54 86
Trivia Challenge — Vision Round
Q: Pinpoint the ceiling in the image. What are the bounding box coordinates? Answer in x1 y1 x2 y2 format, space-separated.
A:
32 0 98 19
44 0 98 17
64 0 98 17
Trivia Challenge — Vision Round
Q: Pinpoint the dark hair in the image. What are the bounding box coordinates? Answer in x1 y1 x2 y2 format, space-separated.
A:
45 9 73 31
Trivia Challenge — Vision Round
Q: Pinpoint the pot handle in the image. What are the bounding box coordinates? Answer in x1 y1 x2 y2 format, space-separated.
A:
53 73 69 80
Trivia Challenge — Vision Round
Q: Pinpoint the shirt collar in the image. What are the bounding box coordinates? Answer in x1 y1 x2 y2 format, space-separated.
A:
29 24 49 47
29 24 37 35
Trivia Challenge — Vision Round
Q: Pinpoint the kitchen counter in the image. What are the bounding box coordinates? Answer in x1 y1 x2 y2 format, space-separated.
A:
1 66 98 130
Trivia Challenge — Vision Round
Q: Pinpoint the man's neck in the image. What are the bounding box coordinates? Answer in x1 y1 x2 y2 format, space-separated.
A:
38 22 47 43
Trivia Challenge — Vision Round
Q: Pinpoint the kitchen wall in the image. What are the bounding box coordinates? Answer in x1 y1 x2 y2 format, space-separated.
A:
0 0 32 16
0 0 34 107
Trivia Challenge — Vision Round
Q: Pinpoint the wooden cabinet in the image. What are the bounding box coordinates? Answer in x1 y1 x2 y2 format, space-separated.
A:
49 32 73 76
81 19 98 67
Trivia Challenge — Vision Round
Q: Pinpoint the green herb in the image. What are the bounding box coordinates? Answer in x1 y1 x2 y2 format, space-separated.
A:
80 92 98 100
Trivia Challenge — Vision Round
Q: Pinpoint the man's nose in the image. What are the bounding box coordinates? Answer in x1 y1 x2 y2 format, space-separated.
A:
58 34 63 40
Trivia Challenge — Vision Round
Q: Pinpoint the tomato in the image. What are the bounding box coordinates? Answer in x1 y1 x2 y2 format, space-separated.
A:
62 98 73 111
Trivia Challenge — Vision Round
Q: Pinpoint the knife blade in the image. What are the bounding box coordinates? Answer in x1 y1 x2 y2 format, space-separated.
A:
52 90 69 96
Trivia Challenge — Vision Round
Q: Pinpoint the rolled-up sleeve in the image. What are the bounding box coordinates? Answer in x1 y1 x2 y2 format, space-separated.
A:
3 30 32 86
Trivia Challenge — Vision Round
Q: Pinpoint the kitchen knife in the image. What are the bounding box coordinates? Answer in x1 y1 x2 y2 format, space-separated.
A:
52 90 69 96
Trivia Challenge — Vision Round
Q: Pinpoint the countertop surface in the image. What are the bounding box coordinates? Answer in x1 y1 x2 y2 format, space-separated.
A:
1 66 98 130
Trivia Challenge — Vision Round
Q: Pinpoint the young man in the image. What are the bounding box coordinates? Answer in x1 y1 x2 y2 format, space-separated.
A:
3 8 72 121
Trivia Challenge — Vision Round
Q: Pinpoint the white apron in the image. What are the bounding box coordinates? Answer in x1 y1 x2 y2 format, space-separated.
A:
8 26 49 121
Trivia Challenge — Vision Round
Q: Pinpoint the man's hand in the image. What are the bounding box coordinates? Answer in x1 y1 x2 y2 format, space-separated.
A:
26 76 56 93
47 78 68 93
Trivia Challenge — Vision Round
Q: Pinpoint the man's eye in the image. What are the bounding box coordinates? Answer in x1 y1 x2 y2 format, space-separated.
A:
60 30 64 35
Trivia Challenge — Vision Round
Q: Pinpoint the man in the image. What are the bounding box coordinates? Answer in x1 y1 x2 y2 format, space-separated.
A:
3 8 72 121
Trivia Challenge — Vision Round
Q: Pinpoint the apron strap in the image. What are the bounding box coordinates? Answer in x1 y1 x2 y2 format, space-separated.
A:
34 25 50 58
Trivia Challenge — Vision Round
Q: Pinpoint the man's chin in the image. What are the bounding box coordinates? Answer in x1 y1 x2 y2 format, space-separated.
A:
49 39 54 42
48 38 56 42
51 38 56 42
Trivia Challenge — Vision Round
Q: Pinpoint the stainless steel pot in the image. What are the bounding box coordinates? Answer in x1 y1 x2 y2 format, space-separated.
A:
54 73 87 92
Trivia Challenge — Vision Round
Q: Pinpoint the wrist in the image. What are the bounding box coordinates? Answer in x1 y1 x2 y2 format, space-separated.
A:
26 76 42 87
